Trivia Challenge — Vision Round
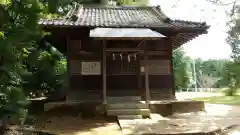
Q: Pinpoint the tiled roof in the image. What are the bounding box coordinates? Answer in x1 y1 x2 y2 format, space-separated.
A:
39 5 209 30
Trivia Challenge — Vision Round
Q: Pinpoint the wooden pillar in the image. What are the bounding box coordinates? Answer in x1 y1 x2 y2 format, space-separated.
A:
102 40 107 104
66 36 71 90
144 41 150 103
137 54 142 89
168 37 176 99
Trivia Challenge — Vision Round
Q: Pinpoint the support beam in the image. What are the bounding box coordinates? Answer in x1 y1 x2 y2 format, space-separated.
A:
137 54 142 89
147 51 168 56
66 36 71 91
106 48 143 52
102 40 107 104
168 37 176 99
137 40 145 48
144 41 150 103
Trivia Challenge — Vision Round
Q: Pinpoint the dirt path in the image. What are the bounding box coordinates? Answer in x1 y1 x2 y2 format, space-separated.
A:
204 104 240 127
34 113 122 135
121 104 240 134
168 104 240 134
34 103 240 135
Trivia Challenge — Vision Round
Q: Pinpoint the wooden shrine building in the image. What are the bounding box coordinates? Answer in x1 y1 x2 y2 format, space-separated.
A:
39 5 209 104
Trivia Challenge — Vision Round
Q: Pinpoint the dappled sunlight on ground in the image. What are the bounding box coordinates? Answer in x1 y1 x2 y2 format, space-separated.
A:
61 123 122 135
119 104 240 134
169 104 240 134
34 103 240 135
205 103 235 116
119 113 221 134
34 114 122 135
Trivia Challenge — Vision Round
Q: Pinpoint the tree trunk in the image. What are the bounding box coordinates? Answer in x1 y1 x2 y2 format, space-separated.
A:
0 56 4 66
0 122 7 135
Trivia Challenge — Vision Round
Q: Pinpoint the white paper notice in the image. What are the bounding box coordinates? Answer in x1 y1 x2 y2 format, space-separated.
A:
81 62 101 75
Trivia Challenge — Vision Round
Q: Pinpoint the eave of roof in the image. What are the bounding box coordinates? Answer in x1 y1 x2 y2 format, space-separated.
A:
38 5 209 32
39 5 210 49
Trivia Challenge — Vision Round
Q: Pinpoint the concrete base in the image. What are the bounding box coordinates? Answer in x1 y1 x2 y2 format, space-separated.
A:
44 101 102 118
150 100 205 117
40 100 231 135
44 100 205 117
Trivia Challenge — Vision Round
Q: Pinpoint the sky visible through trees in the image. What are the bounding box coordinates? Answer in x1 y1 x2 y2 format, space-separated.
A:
150 0 237 60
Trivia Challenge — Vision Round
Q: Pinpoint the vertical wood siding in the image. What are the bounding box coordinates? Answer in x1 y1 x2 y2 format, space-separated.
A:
66 38 175 100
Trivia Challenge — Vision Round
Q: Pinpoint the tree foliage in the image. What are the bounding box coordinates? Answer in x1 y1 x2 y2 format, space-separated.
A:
0 0 44 128
0 0 147 128
172 49 229 91
223 4 240 95
21 46 67 98
0 0 67 127
173 48 192 90
194 59 228 88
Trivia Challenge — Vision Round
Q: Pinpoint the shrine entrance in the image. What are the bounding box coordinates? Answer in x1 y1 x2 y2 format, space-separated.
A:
106 49 142 97
91 28 166 104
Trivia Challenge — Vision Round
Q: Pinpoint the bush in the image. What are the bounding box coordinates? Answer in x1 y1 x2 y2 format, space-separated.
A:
21 46 67 98
224 88 237 96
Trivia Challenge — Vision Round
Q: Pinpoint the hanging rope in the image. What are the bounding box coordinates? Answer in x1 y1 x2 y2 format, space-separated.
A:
128 54 131 63
111 52 138 62
133 53 137 60
112 53 115 60
120 53 122 60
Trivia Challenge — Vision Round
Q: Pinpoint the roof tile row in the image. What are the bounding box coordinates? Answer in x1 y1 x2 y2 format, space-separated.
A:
39 5 208 30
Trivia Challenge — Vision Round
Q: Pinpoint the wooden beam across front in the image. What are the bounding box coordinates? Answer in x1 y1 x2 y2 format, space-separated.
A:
147 51 168 56
106 49 167 55
106 48 143 52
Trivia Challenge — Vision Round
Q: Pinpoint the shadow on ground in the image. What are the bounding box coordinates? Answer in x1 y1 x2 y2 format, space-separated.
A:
33 103 240 135
34 107 122 135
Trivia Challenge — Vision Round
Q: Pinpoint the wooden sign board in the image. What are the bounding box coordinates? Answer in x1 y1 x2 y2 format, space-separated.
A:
81 62 101 75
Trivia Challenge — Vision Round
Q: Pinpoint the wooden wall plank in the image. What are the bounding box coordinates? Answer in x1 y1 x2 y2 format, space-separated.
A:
140 60 171 75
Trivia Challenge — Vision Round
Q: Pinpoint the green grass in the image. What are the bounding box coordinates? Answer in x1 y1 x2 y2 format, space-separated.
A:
191 95 240 105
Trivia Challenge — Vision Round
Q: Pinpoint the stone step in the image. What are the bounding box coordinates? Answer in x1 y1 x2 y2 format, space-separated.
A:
107 109 150 116
108 103 148 110
107 96 141 103
117 115 143 120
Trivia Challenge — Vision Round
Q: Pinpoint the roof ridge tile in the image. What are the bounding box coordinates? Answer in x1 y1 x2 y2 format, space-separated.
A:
80 4 155 9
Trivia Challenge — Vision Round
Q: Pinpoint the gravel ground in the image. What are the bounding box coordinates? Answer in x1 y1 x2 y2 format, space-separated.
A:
34 114 122 135
119 104 240 134
33 103 240 135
